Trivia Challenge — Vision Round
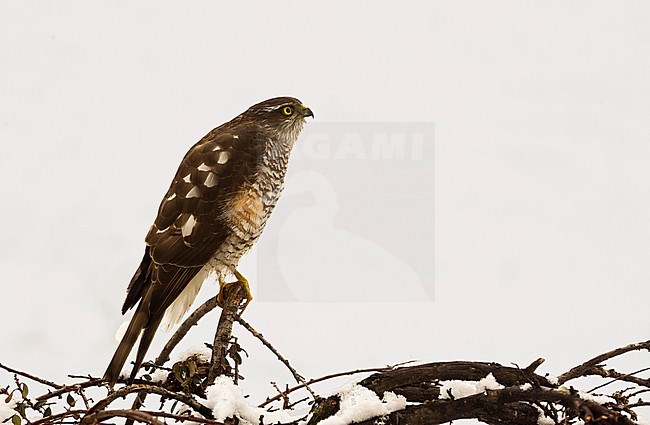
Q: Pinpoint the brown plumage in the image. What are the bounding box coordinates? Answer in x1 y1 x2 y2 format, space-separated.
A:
104 97 313 386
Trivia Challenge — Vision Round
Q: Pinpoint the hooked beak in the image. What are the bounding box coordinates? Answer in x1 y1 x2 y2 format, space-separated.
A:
300 104 314 119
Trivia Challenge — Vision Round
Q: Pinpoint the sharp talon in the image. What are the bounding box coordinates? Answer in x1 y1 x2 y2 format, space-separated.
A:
217 270 253 313
234 269 253 313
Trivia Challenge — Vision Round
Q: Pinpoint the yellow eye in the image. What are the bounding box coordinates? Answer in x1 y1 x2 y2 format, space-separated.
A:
281 106 294 116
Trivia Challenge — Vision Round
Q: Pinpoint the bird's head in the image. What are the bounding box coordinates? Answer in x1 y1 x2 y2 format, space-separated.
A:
244 96 314 140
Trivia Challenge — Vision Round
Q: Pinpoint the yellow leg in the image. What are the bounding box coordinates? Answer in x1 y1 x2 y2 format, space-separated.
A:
233 269 253 312
216 269 253 313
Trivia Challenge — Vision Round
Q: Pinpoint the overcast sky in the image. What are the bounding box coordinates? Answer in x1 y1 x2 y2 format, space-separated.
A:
1 2 649 423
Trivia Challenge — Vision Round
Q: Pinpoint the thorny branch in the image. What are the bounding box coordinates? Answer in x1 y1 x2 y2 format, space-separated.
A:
587 367 650 393
558 340 650 384
125 295 222 423
235 315 317 400
35 378 103 402
258 364 414 408
309 359 646 425
127 286 313 421
85 383 213 418
207 283 246 385
155 295 220 366
0 362 62 389
2 295 649 425
80 409 166 425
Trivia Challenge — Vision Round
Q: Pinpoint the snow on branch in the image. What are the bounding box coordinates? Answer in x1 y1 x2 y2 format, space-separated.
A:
1 289 648 425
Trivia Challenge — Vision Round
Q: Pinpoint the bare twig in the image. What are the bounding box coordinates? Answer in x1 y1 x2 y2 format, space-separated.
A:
236 315 317 400
68 374 95 379
628 388 650 398
81 409 166 425
0 362 62 389
156 295 220 366
136 410 226 424
78 387 91 410
288 396 309 410
626 402 650 409
36 379 103 401
259 365 403 408
30 409 87 425
587 367 650 393
81 409 226 425
86 383 213 419
271 381 290 409
558 340 650 384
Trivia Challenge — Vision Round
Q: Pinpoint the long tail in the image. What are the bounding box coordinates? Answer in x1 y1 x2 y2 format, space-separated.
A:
128 315 163 382
103 288 153 387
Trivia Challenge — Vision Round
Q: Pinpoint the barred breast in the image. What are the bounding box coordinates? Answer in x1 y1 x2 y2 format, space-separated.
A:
208 137 292 281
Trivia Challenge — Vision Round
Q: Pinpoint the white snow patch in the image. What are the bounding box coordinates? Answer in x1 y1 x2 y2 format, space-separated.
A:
149 369 169 383
438 373 504 400
635 414 650 425
0 397 17 421
534 405 557 425
578 391 614 405
318 382 407 425
114 318 130 342
174 345 213 363
206 376 296 424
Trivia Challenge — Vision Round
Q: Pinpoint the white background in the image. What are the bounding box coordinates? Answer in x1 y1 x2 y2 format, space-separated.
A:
1 2 649 422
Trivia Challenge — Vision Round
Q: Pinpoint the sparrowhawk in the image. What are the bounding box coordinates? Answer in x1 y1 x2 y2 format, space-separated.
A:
104 97 313 386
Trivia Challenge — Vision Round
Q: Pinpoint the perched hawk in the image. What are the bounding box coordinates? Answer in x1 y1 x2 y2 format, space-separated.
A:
104 97 313 386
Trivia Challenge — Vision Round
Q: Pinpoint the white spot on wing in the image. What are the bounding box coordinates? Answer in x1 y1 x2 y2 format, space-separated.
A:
182 215 196 237
217 151 230 164
186 186 201 198
233 135 239 139
183 174 191 183
259 105 282 112
212 145 222 151
204 172 219 188
167 193 177 201
198 163 210 171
